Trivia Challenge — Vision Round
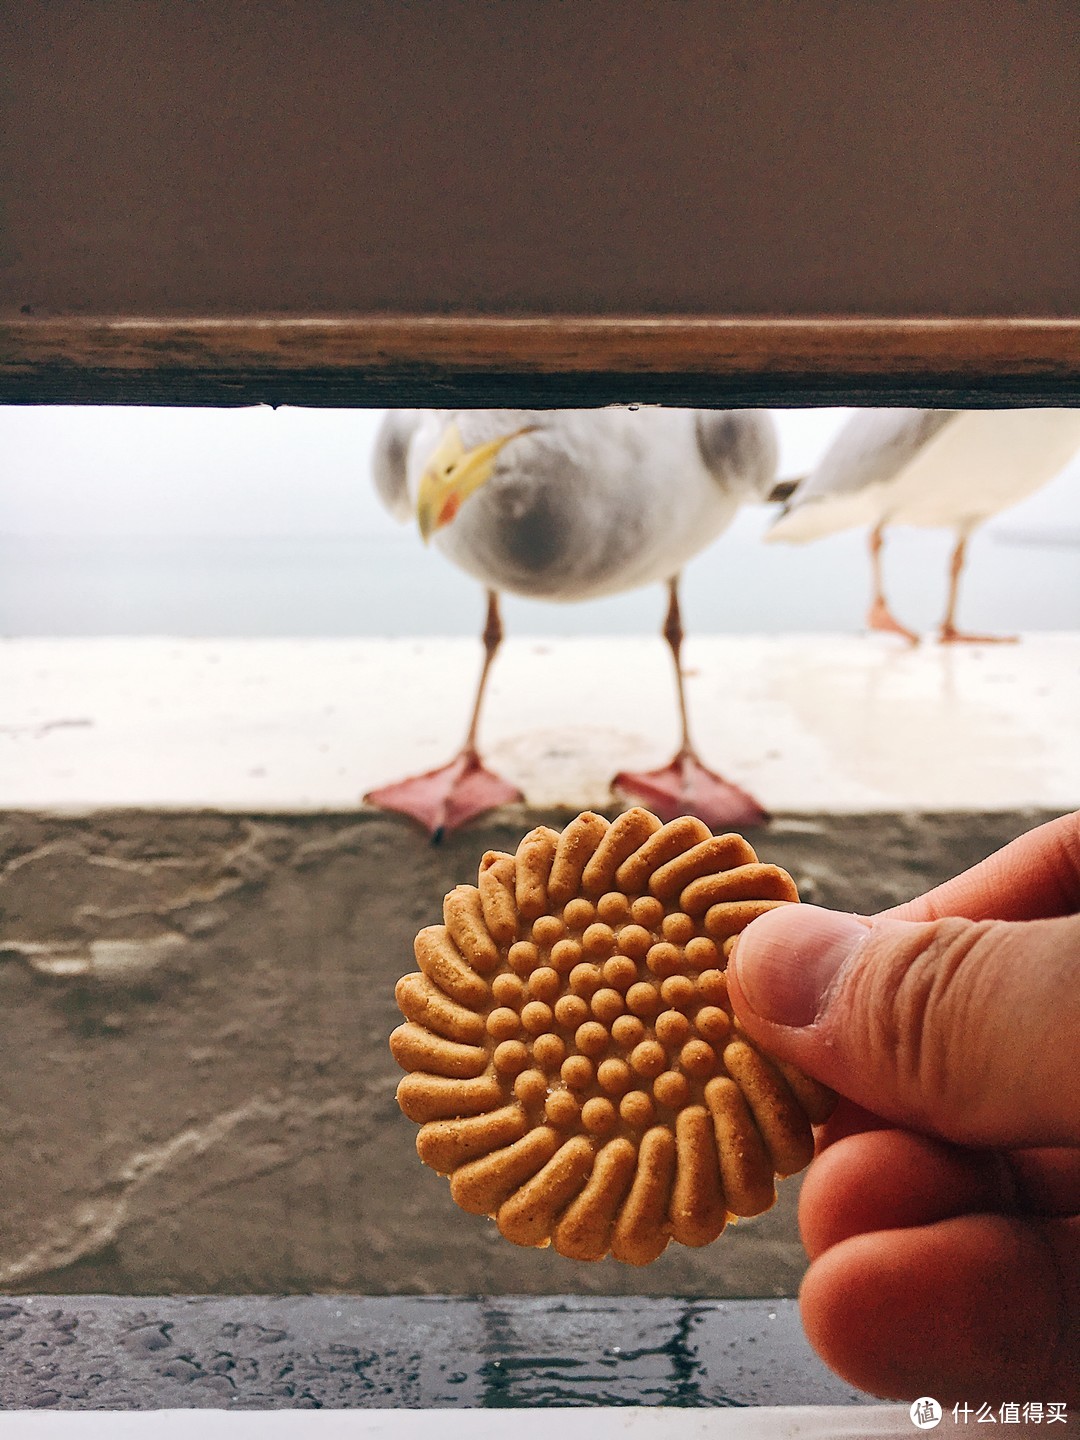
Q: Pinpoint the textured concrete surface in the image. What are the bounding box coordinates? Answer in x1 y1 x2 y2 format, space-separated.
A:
0 1296 872 1409
0 806 1060 1297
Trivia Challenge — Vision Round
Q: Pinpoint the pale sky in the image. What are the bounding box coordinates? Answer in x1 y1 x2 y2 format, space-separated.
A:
0 406 871 538
1 405 1078 540
1 406 1078 637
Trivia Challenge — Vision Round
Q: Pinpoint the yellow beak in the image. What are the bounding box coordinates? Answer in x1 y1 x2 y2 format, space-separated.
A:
416 422 534 542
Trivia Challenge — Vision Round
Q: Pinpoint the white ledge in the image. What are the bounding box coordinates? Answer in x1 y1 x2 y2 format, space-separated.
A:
1 635 1078 813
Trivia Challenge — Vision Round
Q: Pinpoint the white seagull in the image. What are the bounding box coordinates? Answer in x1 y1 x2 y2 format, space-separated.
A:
367 406 779 837
768 408 1080 644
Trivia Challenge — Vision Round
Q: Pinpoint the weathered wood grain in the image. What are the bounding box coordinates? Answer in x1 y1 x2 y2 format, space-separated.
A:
2 316 1078 406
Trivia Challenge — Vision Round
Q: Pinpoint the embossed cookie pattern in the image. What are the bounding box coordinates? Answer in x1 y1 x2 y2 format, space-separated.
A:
390 807 835 1265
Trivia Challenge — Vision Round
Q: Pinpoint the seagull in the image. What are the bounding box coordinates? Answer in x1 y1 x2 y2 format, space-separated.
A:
767 408 1080 644
366 406 779 837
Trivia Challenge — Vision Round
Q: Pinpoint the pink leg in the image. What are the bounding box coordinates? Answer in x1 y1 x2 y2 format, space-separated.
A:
614 577 768 829
866 524 919 645
937 531 1018 644
365 590 523 838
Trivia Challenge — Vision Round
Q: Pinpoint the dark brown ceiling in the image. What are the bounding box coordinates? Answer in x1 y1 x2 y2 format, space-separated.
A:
2 0 1077 320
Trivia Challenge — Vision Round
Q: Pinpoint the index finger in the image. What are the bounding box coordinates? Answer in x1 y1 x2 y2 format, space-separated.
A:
885 810 1080 924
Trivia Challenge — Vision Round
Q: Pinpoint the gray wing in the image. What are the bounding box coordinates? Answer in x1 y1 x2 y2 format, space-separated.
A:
372 410 427 523
765 408 963 541
786 409 959 509
694 409 779 501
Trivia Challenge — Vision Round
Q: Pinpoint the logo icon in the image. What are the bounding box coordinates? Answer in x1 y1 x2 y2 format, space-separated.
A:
910 1397 943 1430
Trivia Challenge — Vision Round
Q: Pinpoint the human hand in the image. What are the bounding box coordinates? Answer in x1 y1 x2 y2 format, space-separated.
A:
728 811 1080 1405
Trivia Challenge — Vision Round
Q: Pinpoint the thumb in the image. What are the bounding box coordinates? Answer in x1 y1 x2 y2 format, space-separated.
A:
729 904 1080 1147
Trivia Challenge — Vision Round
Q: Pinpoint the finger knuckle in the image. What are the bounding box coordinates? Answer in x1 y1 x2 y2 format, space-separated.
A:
849 918 999 1128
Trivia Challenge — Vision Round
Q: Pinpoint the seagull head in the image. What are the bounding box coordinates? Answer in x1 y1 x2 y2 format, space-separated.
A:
416 420 536 542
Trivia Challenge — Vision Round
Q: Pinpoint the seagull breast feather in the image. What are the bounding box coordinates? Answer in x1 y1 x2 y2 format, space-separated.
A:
422 409 776 603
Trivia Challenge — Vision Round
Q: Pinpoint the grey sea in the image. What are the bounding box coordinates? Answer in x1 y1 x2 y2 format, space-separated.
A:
1 518 1077 638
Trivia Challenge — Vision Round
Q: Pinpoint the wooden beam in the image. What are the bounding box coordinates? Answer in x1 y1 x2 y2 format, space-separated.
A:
2 316 1077 408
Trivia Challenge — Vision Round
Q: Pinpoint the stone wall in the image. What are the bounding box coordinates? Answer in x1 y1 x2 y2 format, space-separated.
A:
0 806 1055 1297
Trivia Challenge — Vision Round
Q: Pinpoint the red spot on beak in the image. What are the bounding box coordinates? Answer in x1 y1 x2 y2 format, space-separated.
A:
438 494 461 528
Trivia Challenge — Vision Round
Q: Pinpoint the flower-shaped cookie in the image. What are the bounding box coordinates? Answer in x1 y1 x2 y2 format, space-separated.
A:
390 807 834 1265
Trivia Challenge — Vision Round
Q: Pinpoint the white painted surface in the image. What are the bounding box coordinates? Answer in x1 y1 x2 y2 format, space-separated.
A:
1 636 1078 813
0 1404 915 1438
